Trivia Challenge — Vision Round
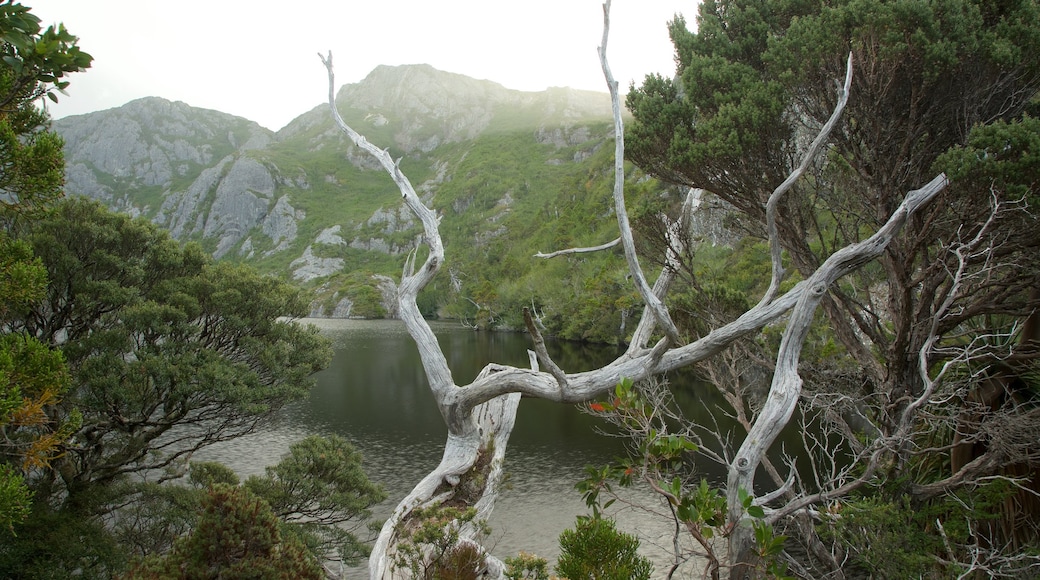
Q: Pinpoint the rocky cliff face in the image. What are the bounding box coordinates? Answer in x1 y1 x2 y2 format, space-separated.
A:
55 97 299 259
53 64 726 320
54 64 613 282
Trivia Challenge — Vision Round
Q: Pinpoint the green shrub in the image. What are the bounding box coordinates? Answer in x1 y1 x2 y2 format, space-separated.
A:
504 552 549 580
555 517 652 580
818 480 1023 578
390 505 489 580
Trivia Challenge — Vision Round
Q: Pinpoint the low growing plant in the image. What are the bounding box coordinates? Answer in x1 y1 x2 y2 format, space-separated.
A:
555 516 652 580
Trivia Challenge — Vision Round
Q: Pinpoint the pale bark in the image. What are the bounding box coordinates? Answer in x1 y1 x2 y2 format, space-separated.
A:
318 2 948 576
758 53 853 307
725 173 947 576
534 236 620 258
599 0 681 346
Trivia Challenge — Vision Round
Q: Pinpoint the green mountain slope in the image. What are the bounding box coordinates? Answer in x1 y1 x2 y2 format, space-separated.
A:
54 64 677 342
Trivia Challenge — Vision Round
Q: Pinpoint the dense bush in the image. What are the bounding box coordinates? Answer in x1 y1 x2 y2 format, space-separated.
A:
555 516 652 580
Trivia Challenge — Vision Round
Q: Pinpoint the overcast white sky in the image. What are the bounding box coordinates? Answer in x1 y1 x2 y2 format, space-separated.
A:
31 1 696 131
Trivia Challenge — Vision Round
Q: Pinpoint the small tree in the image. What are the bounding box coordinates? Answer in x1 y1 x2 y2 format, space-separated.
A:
555 516 652 580
9 198 332 502
125 484 324 580
2 198 332 575
112 436 385 573
244 434 387 567
390 505 489 580
503 552 549 580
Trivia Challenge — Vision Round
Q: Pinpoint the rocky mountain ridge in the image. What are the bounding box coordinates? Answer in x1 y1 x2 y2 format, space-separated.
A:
53 64 727 330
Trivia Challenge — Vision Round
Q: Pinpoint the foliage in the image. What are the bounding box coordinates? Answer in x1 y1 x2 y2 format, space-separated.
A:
0 0 88 536
110 480 206 559
110 436 384 571
0 235 45 315
390 504 489 580
188 460 240 488
503 552 549 580
818 479 1033 578
0 1 91 107
624 0 1040 573
244 434 386 566
0 504 124 579
124 484 324 580
1 197 332 574
936 114 1040 209
0 329 73 532
0 464 30 532
107 462 240 559
0 1 90 214
627 0 1040 384
582 378 797 578
554 516 652 580
751 520 792 580
7 197 332 499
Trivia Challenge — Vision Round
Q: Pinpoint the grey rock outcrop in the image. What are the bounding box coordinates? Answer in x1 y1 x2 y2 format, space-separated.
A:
687 188 740 247
291 246 345 282
56 97 284 258
156 157 230 239
56 97 272 212
315 225 347 246
262 196 304 255
372 275 399 319
202 157 278 258
331 298 354 318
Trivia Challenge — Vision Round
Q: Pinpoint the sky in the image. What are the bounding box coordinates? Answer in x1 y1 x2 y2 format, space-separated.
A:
31 1 697 132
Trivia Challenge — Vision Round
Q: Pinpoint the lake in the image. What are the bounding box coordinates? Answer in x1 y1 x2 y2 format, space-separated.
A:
199 318 728 577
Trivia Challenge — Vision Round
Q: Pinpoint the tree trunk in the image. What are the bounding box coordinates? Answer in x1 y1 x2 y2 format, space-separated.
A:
369 371 521 579
317 4 947 576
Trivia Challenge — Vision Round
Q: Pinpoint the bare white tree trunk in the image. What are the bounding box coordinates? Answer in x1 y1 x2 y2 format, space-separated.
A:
725 173 948 576
318 2 949 577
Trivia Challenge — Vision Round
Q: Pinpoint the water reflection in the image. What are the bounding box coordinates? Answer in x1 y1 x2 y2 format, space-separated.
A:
202 319 723 577
297 319 631 457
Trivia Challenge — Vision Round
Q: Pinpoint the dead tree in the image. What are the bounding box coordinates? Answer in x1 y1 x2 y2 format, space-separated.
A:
319 1 947 577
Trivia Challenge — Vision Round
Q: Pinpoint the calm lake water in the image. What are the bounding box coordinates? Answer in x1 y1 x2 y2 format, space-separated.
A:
200 318 731 577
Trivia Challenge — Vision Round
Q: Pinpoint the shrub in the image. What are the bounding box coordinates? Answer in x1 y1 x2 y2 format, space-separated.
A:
390 505 489 580
555 516 652 580
504 551 549 580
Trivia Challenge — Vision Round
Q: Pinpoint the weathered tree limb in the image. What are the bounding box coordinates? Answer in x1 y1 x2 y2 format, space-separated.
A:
523 307 567 390
599 0 681 346
534 237 620 258
319 52 454 411
727 173 948 572
321 52 520 579
758 53 853 307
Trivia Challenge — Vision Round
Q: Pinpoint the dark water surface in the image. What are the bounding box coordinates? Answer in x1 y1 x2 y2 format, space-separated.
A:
199 319 722 577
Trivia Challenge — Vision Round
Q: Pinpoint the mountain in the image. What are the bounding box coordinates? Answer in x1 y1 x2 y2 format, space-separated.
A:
53 64 702 341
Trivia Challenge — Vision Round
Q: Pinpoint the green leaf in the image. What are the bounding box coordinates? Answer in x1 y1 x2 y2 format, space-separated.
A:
738 487 753 508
